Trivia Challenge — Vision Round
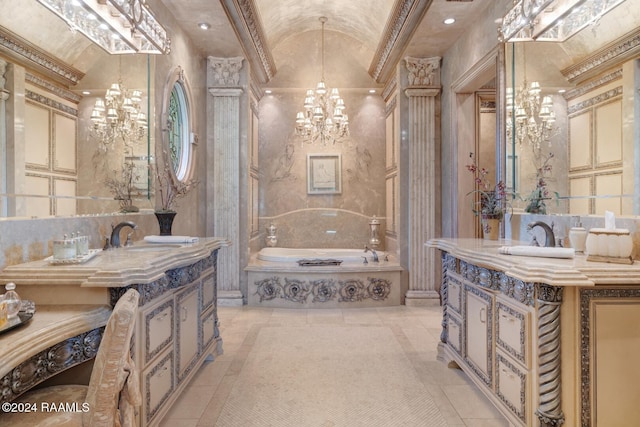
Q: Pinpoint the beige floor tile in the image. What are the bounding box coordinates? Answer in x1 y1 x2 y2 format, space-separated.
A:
462 419 511 426
159 418 199 427
160 305 509 427
162 384 216 420
442 384 506 420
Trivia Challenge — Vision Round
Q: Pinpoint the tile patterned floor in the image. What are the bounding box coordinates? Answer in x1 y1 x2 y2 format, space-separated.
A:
159 305 509 426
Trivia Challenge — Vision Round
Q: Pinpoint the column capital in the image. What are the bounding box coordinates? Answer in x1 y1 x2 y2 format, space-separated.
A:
208 88 244 97
404 88 440 98
207 56 244 87
404 56 441 88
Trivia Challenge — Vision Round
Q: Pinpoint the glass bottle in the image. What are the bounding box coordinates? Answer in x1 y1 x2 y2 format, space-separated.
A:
4 282 21 318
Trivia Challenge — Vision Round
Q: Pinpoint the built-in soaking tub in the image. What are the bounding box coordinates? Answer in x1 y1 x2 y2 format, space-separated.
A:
246 247 403 308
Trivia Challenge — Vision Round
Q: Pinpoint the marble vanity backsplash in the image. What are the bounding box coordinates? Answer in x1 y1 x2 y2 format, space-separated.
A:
0 213 160 270
506 212 640 259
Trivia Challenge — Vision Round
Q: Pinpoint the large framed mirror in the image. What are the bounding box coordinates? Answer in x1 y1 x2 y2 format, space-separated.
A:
0 2 155 218
504 1 639 217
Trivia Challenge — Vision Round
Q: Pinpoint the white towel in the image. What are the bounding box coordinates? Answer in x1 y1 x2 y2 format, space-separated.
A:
144 235 199 244
498 245 574 259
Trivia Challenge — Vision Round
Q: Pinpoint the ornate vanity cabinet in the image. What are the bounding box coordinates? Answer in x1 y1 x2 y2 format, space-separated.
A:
0 238 230 427
428 238 640 427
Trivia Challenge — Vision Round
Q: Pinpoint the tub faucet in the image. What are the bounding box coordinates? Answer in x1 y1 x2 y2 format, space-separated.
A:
110 221 137 248
364 245 379 262
527 221 555 248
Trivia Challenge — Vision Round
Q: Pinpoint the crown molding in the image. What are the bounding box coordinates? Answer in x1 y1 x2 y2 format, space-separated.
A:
221 0 276 84
0 26 84 87
368 0 434 84
562 27 640 84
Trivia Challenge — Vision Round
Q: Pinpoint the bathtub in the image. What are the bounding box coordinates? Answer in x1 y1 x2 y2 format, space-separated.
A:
246 247 403 308
257 247 370 263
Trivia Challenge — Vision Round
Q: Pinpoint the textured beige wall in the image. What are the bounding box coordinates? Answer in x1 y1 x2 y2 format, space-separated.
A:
257 90 386 249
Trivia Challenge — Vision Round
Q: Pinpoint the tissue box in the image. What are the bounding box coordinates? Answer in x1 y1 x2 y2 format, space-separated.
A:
585 228 633 264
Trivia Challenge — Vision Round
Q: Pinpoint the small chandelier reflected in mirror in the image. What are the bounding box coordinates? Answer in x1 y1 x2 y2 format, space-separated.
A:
90 80 147 150
295 17 350 145
506 80 558 151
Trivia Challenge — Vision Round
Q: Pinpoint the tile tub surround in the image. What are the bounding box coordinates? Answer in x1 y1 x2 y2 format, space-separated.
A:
257 209 386 250
246 248 402 308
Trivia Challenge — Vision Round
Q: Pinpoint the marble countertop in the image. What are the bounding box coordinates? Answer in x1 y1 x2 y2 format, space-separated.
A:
0 304 111 379
427 238 640 287
0 237 231 288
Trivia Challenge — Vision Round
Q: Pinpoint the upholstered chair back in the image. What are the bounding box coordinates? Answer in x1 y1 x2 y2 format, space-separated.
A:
83 288 140 426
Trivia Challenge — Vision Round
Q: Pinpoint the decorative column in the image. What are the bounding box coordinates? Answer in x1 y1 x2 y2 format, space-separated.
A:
403 56 442 305
207 57 244 306
535 284 565 427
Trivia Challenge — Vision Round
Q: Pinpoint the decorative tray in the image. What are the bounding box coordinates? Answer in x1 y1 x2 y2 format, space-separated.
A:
297 258 343 266
0 300 36 335
45 249 101 265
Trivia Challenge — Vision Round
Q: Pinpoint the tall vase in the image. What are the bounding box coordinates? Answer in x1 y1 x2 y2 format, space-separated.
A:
154 211 177 236
481 215 500 240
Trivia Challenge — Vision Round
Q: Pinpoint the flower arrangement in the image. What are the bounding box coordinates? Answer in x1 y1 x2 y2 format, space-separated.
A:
466 152 509 220
104 160 143 212
153 150 198 212
525 152 554 214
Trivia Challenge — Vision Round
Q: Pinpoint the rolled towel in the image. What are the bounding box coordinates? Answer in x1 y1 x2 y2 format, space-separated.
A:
144 235 199 244
498 245 574 259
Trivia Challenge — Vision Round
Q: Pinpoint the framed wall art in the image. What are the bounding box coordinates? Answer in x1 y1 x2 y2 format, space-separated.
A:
307 154 341 194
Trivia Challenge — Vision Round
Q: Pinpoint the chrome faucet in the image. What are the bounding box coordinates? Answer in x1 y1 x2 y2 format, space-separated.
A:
110 221 137 248
364 245 379 262
527 221 555 248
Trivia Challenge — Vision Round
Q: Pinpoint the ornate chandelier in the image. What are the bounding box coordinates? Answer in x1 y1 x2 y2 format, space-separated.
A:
295 17 349 145
506 80 557 151
90 80 147 150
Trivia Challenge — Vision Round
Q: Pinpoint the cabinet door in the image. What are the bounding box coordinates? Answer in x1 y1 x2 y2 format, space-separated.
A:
143 299 174 364
143 350 174 425
201 270 215 312
176 283 200 381
465 285 493 387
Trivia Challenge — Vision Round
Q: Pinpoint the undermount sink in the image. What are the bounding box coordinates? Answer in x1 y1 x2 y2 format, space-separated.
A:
123 244 184 252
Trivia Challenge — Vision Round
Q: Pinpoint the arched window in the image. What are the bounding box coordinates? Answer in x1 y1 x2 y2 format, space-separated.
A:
161 67 195 184
167 81 189 180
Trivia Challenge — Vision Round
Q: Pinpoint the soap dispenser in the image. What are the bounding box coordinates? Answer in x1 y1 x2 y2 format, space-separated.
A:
3 282 21 318
569 218 587 253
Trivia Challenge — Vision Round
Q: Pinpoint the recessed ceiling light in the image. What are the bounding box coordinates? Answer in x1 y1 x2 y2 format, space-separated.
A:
198 22 211 30
82 91 91 95
444 18 456 25
369 89 376 94
558 89 566 93
265 89 272 94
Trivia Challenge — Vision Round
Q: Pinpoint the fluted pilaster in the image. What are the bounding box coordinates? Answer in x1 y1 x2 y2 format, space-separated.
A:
403 56 441 304
208 56 244 306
